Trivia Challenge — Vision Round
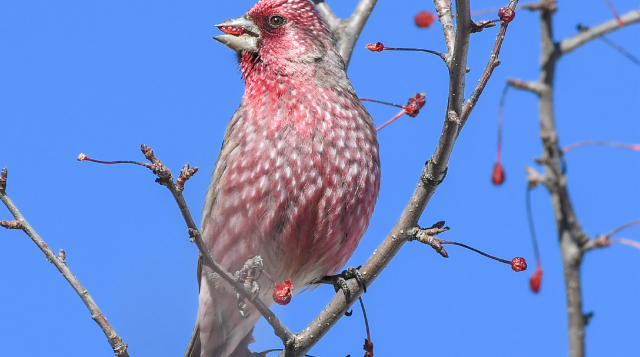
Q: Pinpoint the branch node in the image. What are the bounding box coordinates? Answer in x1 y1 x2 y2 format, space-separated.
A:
521 1 557 12
407 223 451 258
507 78 548 95
140 144 173 184
188 228 199 243
525 166 544 189
58 249 66 263
421 159 448 189
0 220 22 229
176 163 199 192
470 20 497 33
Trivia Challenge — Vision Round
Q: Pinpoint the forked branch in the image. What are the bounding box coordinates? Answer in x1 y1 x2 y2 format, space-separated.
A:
312 0 379 68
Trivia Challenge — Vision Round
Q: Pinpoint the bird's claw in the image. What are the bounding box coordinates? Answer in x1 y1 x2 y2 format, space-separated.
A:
234 256 263 318
318 266 366 303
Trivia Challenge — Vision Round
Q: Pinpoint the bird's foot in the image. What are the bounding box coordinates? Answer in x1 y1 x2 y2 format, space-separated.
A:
317 266 366 303
234 256 263 317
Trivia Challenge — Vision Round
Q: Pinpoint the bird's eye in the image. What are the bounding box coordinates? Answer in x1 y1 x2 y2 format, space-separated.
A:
268 15 287 28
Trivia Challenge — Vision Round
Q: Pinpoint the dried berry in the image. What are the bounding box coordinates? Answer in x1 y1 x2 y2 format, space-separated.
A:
510 257 527 272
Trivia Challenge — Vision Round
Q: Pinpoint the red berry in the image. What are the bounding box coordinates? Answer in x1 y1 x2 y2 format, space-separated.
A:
492 162 505 185
273 279 293 305
510 257 527 272
414 11 436 28
498 7 515 23
530 267 543 293
404 92 426 117
219 25 244 35
366 42 385 52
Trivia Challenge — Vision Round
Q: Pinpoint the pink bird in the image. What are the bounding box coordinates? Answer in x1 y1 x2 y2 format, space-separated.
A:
185 0 380 356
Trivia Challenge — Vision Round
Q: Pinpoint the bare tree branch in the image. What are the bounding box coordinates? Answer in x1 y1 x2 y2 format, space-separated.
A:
433 0 455 58
312 0 379 68
311 0 341 32
279 0 522 356
461 0 519 126
338 0 379 68
605 219 640 238
0 168 130 357
559 8 640 55
507 78 548 95
527 6 640 357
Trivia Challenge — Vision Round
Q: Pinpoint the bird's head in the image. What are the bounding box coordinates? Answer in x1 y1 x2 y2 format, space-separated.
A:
214 0 339 77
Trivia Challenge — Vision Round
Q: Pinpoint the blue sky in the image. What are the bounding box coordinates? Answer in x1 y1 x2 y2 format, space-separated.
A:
1 1 638 356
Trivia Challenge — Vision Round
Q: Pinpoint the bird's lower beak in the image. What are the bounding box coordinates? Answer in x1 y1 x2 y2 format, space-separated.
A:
214 15 261 53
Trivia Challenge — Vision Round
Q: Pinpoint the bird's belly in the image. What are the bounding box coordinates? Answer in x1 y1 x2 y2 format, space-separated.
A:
209 125 378 289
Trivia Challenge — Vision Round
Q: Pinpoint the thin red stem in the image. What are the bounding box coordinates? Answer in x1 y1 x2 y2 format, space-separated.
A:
80 156 151 168
603 0 625 26
496 82 510 163
606 219 640 238
526 187 542 266
376 109 406 131
562 140 640 154
609 238 640 250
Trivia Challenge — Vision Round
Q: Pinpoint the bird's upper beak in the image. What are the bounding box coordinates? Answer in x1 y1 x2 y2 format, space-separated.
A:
214 15 261 53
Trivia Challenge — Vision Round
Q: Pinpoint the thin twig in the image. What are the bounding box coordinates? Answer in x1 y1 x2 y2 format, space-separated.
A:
562 140 640 154
609 238 640 250
311 0 379 68
598 34 640 66
0 168 130 357
605 220 640 238
461 0 519 126
496 82 510 163
311 1 340 32
507 78 548 96
526 187 541 266
559 8 640 55
529 6 640 357
433 0 455 58
339 0 379 68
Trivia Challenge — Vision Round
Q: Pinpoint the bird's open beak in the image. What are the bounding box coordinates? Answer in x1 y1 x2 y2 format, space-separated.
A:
214 15 261 53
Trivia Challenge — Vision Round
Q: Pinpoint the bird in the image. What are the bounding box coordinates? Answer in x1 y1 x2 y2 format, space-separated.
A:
186 0 380 356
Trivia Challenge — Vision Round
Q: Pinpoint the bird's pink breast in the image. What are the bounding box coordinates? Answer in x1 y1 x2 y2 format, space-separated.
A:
206 75 380 290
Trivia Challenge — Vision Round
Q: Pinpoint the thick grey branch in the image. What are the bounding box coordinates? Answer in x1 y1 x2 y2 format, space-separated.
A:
559 8 640 55
338 0 379 68
311 1 341 33
531 7 640 357
0 169 130 357
313 0 379 69
433 0 455 57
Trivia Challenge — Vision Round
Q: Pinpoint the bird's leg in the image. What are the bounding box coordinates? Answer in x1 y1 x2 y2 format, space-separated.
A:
234 256 264 317
317 266 366 303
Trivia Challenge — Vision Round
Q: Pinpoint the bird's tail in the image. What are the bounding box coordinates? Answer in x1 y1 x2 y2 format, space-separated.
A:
186 272 262 357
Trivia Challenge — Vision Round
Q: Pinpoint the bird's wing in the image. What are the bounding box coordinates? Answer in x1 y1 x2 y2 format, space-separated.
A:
185 106 245 357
